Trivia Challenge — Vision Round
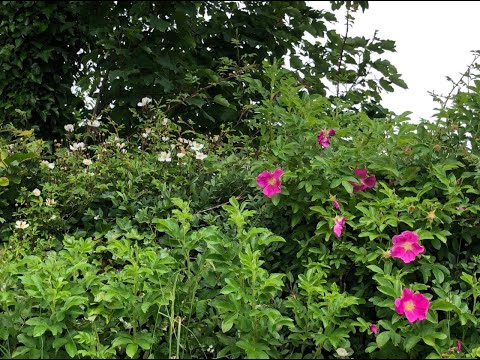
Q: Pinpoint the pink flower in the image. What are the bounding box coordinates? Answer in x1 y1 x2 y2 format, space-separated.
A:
369 324 378 335
351 167 377 192
390 230 425 264
457 340 461 353
330 195 340 209
256 168 284 198
333 216 346 237
318 129 336 148
394 288 430 323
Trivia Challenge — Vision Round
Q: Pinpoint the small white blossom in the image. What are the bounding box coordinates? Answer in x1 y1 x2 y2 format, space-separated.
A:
336 348 348 357
42 160 55 169
137 97 152 107
170 144 175 149
15 220 29 229
70 142 85 151
49 215 57 221
116 142 125 149
121 149 127 154
195 152 207 161
207 345 214 354
45 198 56 207
82 159 92 166
87 119 101 128
64 124 74 132
190 142 204 152
162 118 169 125
177 152 186 158
32 188 41 197
158 151 172 162
162 136 169 142
142 132 149 138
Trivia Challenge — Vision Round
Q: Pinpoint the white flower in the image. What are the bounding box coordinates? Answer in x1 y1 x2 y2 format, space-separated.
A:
49 215 57 221
32 188 41 197
190 142 204 152
15 220 29 229
207 345 214 354
116 142 125 149
70 142 85 151
45 198 56 207
158 151 172 162
121 149 127 154
42 160 55 169
162 136 169 142
87 119 101 128
89 172 95 176
177 152 186 158
82 159 92 166
170 144 175 149
162 118 169 125
195 152 207 160
142 132 149 138
78 120 86 127
137 97 152 107
64 124 74 132
336 348 348 357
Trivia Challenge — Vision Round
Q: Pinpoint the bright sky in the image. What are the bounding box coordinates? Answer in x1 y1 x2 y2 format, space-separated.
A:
308 1 480 123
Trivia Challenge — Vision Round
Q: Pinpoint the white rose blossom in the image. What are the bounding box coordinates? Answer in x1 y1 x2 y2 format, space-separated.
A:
32 189 41 197
42 160 55 169
45 198 56 207
336 348 348 357
15 220 29 229
195 152 207 161
137 97 152 107
82 159 93 166
190 142 204 152
70 142 86 151
158 151 172 162
64 124 74 132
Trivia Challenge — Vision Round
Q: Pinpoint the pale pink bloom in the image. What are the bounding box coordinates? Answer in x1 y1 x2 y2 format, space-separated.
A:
394 288 430 323
256 169 284 198
370 324 378 335
390 231 425 264
457 340 461 353
352 167 377 192
333 216 346 237
317 128 336 148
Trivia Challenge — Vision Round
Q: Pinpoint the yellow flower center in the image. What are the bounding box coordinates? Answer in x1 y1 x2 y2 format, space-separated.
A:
268 178 277 185
403 242 413 251
404 300 415 311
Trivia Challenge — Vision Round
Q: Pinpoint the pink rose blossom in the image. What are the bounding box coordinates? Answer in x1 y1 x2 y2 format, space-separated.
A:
256 168 284 198
317 129 336 148
394 288 430 323
333 216 346 237
457 340 461 353
351 167 377 192
330 195 340 209
390 230 425 264
369 324 378 335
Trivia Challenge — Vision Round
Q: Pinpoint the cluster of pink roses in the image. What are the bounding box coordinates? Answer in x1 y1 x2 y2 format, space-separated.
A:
255 128 434 328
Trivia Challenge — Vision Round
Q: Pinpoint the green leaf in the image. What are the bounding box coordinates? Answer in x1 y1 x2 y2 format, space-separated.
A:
430 299 456 312
405 335 421 352
367 265 384 274
0 177 9 186
221 313 237 333
376 331 390 348
213 94 234 109
126 343 138 358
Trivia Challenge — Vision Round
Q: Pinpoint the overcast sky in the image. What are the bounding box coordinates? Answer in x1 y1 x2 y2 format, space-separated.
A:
308 1 480 123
